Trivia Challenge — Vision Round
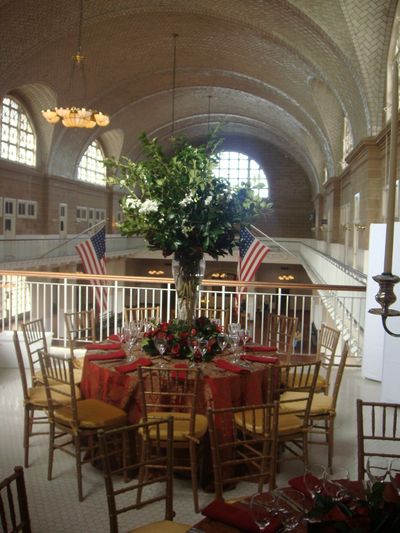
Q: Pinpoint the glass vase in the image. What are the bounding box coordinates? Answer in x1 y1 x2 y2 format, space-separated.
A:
172 253 205 323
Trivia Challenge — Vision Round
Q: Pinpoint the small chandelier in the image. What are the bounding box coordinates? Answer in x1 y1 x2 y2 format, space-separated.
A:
42 0 110 129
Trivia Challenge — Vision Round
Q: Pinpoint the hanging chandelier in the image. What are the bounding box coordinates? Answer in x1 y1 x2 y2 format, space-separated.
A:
42 0 110 129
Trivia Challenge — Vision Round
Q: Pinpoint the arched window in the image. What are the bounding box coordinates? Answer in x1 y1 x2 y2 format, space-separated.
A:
213 151 269 198
0 96 36 166
342 116 353 167
77 140 106 186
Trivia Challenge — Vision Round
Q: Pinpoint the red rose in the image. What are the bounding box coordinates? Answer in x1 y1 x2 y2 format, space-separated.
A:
171 344 180 355
161 322 168 332
190 328 197 336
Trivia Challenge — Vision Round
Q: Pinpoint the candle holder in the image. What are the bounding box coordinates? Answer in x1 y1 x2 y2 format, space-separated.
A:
369 272 400 337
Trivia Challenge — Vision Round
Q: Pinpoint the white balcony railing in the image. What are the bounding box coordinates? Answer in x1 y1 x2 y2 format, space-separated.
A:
0 270 366 362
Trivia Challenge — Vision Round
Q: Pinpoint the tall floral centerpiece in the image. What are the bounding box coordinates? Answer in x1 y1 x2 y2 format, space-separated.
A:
105 130 268 329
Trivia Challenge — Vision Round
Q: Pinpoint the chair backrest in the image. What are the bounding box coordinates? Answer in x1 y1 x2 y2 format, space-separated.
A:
279 361 321 423
137 366 201 433
357 399 400 481
0 466 32 533
21 318 48 385
37 350 78 427
328 342 348 410
316 324 340 392
196 307 229 330
64 310 95 357
124 306 160 324
207 402 279 500
98 418 174 533
13 331 30 403
265 313 298 363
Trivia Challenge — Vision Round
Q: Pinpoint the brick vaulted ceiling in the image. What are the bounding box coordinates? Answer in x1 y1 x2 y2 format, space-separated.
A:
0 0 397 196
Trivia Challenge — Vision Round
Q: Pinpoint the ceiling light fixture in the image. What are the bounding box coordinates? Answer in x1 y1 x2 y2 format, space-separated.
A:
278 274 294 281
42 0 109 129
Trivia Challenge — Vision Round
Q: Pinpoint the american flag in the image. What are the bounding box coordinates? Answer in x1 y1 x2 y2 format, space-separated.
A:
75 225 108 313
237 226 270 292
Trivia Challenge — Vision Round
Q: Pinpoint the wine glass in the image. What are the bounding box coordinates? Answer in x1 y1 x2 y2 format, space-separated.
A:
366 456 388 486
188 336 200 367
239 328 250 355
154 333 169 368
249 492 277 533
274 488 305 531
197 337 209 361
217 333 228 353
389 458 400 495
303 463 326 501
323 466 350 501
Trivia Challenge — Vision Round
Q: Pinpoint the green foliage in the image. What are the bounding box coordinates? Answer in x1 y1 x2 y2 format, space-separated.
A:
104 129 271 260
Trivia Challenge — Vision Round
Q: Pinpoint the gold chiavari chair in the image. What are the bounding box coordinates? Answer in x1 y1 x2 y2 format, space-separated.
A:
64 309 95 368
0 466 32 533
124 306 160 324
264 313 298 364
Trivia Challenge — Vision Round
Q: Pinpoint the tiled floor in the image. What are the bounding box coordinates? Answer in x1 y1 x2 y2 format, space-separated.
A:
0 365 381 532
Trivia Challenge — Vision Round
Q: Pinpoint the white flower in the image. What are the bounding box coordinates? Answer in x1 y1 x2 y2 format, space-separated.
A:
139 199 159 214
204 195 213 206
125 196 141 209
179 194 194 207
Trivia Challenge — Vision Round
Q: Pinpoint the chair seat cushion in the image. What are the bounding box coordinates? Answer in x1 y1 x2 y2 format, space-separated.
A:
140 412 208 441
280 391 333 415
129 521 191 533
234 409 302 434
28 384 81 406
54 398 127 429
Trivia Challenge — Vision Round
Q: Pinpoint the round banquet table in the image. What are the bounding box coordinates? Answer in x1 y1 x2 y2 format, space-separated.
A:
79 347 279 425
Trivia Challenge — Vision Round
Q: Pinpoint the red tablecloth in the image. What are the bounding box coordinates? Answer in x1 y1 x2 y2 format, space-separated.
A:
79 349 276 424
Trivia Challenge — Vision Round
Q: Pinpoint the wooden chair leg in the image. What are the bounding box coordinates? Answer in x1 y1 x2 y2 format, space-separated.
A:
23 408 30 468
136 438 147 506
74 435 84 502
327 416 334 470
189 441 200 513
48 423 55 481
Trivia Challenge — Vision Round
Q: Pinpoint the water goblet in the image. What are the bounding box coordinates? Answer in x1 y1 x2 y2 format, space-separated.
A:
389 458 400 495
323 466 350 501
249 492 277 533
228 322 241 336
274 488 305 531
303 463 326 501
229 332 241 363
366 456 388 486
154 333 169 368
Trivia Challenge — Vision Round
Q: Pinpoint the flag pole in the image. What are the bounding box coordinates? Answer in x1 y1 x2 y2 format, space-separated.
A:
38 221 106 259
250 224 298 259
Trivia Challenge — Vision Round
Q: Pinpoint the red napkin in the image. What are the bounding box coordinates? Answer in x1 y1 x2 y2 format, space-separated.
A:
108 334 122 342
202 498 280 533
86 350 126 361
172 362 188 380
241 354 279 364
289 475 319 499
115 358 153 373
246 345 277 353
85 342 122 351
214 359 250 374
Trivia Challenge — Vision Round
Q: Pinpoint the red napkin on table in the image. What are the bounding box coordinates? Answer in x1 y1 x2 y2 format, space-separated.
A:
85 342 122 351
108 334 122 342
245 345 277 353
214 359 250 374
172 362 188 380
241 354 279 364
289 474 318 499
115 358 153 374
202 498 281 533
86 350 126 361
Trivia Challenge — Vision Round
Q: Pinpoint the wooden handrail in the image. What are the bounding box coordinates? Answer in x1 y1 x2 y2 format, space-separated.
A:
0 269 366 292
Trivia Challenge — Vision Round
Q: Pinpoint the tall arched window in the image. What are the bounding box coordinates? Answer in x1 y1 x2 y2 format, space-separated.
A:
77 140 106 186
0 96 36 166
213 151 269 198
